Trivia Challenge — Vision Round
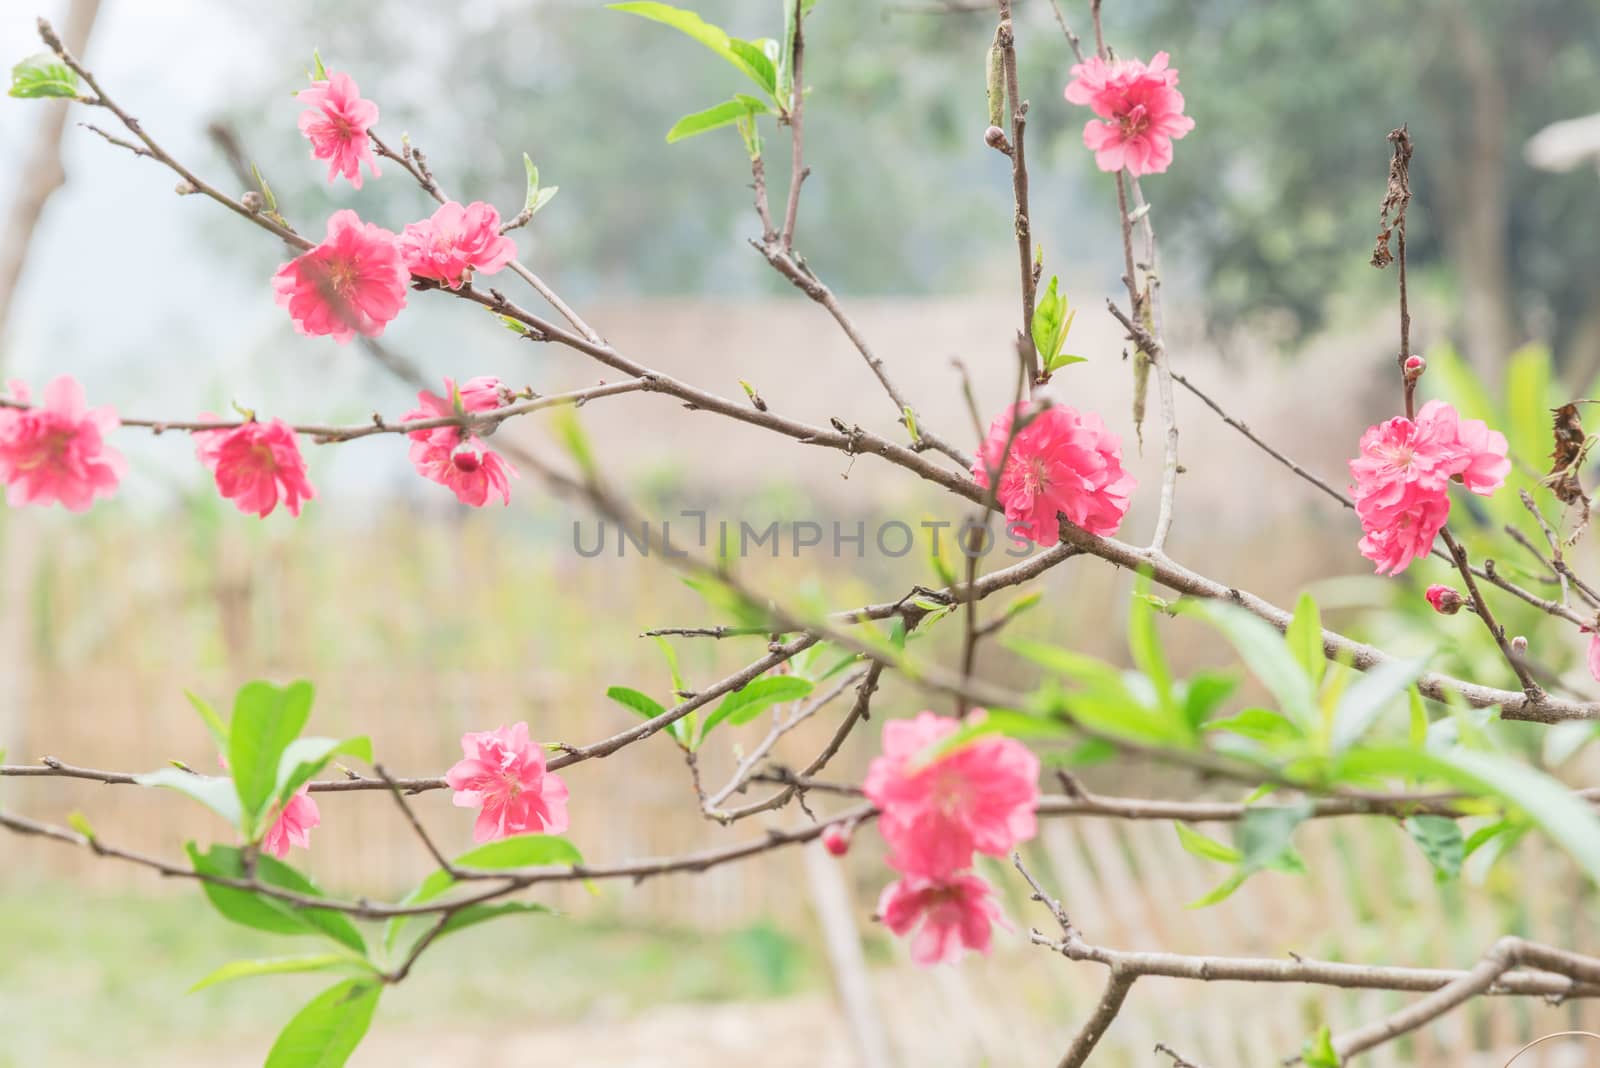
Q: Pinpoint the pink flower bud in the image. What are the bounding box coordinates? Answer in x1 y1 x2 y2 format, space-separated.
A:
1425 584 1463 615
1403 354 1426 377
1511 635 1528 656
821 824 851 857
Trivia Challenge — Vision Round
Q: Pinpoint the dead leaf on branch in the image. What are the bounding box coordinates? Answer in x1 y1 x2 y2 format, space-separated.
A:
1545 401 1594 545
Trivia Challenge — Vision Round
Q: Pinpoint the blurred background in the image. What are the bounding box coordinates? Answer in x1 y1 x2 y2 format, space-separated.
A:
3 0 1600 1064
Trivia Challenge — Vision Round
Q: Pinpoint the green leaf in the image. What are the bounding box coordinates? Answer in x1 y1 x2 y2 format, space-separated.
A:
1181 671 1238 730
386 835 583 951
778 0 803 106
698 675 814 744
1174 822 1241 864
188 954 360 994
1186 870 1247 909
1337 746 1600 885
1504 343 1552 476
1201 707 1300 743
436 901 554 940
264 979 381 1068
1237 802 1311 873
1463 818 1515 858
135 770 243 828
186 844 366 954
651 636 688 695
274 736 372 811
249 163 279 216
606 685 666 720
9 53 79 99
185 689 230 752
1127 577 1174 720
667 95 771 143
1405 815 1464 881
1301 1024 1341 1068
1329 656 1429 754
518 153 561 218
1285 592 1325 686
1183 602 1316 731
229 680 315 837
609 2 778 97
309 49 328 83
1031 276 1066 367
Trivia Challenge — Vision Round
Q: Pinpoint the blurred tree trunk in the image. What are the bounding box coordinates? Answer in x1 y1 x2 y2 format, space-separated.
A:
0 0 102 760
1435 8 1517 375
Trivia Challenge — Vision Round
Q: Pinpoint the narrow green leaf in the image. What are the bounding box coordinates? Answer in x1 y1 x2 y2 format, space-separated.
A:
264 979 381 1068
1127 576 1173 719
9 53 79 99
1338 746 1600 885
609 2 778 97
187 844 366 954
1186 870 1247 908
229 680 315 836
1183 602 1316 730
436 901 553 940
1201 707 1299 743
1329 656 1430 754
185 690 230 752
309 49 328 82
1285 592 1325 686
1181 671 1238 731
606 686 666 720
1174 822 1242 864
527 186 558 218
386 836 582 951
188 954 359 994
698 675 814 743
666 96 767 142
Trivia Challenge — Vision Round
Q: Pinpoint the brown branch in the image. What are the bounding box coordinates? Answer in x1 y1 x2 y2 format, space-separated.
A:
0 380 645 445
1328 938 1600 1062
995 0 1039 386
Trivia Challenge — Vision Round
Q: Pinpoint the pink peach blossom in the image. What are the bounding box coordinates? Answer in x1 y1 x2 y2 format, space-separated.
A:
1356 493 1451 577
863 711 1040 879
194 417 315 518
0 376 125 511
877 872 1007 966
260 789 320 859
446 722 570 843
1349 400 1509 575
297 71 381 189
399 201 518 290
402 377 517 507
273 210 409 344
972 402 1135 545
1064 51 1195 176
1588 632 1600 685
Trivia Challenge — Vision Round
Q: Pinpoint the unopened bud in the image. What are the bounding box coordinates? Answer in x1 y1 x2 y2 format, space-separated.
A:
241 190 265 213
1511 635 1528 657
1425 584 1463 615
174 180 197 196
821 824 851 857
984 125 1011 153
1403 354 1426 378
